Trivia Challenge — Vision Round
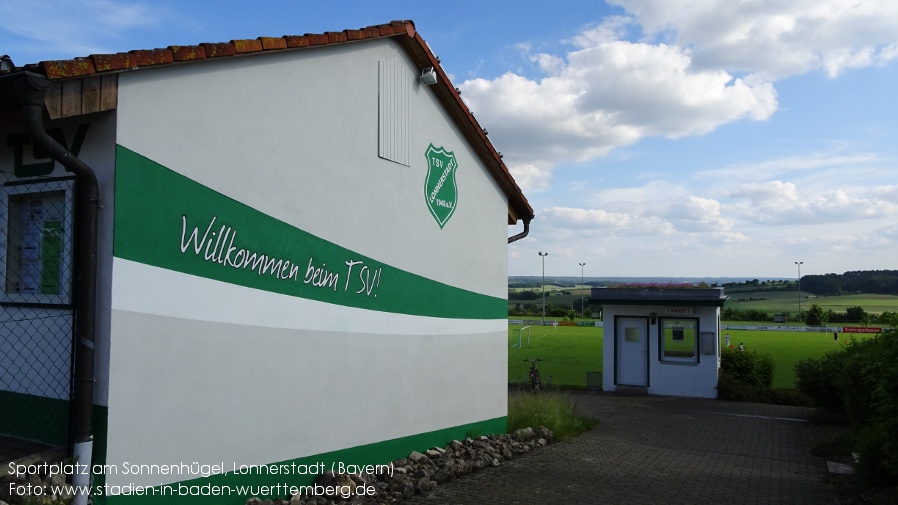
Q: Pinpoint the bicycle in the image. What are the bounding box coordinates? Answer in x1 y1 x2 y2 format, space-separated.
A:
525 358 542 391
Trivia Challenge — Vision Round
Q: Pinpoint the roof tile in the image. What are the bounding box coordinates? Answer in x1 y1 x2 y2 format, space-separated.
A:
345 29 365 41
201 42 237 58
258 37 288 50
130 49 174 66
375 24 395 36
283 35 309 48
41 58 96 79
169 45 207 62
304 33 329 46
233 39 264 54
325 31 347 44
91 53 138 72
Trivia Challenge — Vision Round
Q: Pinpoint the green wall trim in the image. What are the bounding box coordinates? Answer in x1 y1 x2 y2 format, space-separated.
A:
100 416 506 505
113 145 505 319
0 390 69 446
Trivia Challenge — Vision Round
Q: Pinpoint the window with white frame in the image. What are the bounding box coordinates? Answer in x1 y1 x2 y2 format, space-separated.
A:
1 178 75 305
659 317 699 363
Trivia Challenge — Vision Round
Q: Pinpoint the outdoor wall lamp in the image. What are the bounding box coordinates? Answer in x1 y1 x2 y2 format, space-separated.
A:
649 312 657 325
0 55 14 73
420 67 438 85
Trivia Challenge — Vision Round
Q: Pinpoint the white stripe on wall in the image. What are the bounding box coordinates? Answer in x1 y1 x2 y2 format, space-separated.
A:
105 310 507 488
111 258 505 335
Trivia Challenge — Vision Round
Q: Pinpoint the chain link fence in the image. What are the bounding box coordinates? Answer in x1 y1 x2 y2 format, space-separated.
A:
1 177 76 455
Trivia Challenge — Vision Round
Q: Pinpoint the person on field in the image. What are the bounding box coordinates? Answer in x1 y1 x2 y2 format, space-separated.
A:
833 331 838 342
738 342 744 351
725 333 730 347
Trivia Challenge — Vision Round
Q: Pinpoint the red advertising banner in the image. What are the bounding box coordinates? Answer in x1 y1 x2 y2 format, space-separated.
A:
841 327 883 334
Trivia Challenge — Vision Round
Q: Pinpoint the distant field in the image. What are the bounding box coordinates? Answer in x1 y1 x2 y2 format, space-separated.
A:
508 321 867 390
726 291 898 315
510 286 898 317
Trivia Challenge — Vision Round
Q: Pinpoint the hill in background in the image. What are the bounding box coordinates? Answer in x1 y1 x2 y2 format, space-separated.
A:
509 276 771 287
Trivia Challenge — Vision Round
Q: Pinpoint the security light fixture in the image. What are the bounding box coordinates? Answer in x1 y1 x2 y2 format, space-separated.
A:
0 55 14 73
420 67 438 85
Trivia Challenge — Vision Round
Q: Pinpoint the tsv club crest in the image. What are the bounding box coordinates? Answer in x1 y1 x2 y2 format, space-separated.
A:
424 144 458 229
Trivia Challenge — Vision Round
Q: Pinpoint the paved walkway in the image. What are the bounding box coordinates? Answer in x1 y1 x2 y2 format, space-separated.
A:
406 393 839 505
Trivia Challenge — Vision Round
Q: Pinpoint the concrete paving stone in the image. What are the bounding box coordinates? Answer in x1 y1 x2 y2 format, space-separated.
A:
403 393 839 505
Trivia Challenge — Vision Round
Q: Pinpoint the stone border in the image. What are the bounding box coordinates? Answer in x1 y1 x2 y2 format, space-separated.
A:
248 426 554 505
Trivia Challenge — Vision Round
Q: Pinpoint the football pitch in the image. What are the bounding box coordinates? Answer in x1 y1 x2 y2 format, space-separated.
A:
508 322 858 390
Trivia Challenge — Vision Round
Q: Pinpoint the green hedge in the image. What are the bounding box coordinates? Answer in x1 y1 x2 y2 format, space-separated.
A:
794 329 898 486
717 349 776 402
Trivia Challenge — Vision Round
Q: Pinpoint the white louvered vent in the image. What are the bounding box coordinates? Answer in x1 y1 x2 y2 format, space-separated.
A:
378 59 410 166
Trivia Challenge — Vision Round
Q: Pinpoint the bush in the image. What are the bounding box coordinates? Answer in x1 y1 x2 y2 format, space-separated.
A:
720 348 775 389
507 391 596 441
839 337 886 428
717 349 779 403
717 370 768 402
794 350 849 423
794 329 898 486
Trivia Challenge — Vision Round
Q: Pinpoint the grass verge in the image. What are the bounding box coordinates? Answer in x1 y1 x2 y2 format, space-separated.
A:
507 391 596 441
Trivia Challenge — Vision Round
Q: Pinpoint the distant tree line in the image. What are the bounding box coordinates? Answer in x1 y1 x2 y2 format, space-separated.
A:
723 305 892 325
508 289 576 300
508 290 541 300
722 279 797 293
509 302 577 320
801 270 898 296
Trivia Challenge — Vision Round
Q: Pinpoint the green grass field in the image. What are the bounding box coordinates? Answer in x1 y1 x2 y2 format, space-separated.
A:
508 321 865 390
508 324 602 388
721 328 845 388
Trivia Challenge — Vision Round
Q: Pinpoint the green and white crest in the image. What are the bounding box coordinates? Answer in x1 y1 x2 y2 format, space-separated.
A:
424 144 458 229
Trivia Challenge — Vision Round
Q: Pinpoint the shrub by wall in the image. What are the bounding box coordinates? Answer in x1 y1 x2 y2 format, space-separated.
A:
720 349 774 388
717 349 776 402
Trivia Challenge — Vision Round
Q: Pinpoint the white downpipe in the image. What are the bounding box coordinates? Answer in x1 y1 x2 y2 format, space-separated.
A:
72 439 93 505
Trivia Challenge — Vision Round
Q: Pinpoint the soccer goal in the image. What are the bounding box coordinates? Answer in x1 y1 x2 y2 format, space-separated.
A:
510 326 531 348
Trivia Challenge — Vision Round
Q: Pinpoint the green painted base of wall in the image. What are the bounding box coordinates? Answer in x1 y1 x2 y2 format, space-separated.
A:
0 390 70 447
100 416 506 505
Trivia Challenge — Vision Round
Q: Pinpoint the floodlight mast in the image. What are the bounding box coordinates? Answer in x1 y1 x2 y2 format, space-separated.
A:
579 262 586 317
539 252 549 323
795 261 804 322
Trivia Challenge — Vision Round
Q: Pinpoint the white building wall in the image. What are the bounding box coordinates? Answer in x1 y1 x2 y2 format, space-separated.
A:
101 37 512 493
115 40 508 298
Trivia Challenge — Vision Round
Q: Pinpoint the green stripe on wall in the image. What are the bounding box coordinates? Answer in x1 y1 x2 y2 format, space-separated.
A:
101 416 505 505
0 390 69 446
113 145 504 319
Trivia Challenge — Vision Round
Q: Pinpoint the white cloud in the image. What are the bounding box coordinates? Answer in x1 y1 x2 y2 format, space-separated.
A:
539 190 735 239
667 196 734 232
541 206 675 236
464 1 898 196
699 151 880 184
459 15 778 191
729 180 898 224
507 162 554 194
609 0 898 80
870 185 898 203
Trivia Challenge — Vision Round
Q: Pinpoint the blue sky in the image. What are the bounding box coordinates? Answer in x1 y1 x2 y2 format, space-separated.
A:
3 0 897 280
